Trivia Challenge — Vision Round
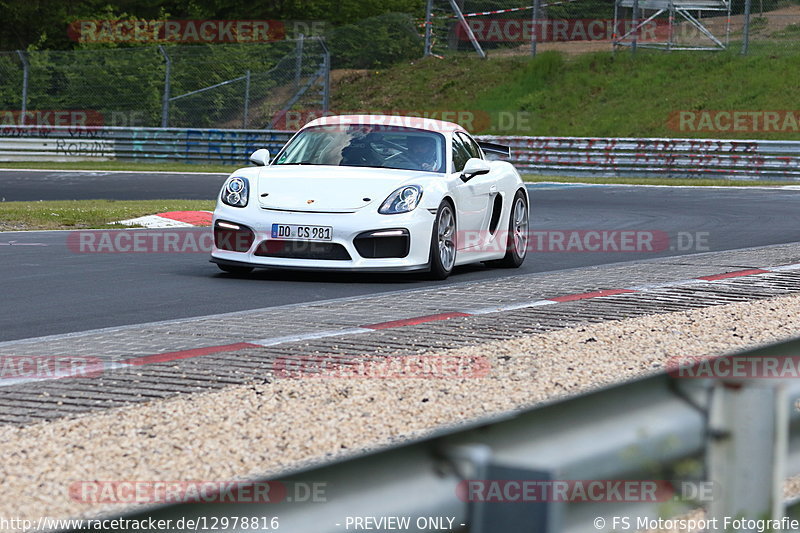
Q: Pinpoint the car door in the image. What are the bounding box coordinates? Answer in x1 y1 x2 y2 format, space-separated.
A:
450 132 494 250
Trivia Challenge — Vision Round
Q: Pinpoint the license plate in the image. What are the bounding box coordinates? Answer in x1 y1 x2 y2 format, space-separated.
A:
271 224 333 241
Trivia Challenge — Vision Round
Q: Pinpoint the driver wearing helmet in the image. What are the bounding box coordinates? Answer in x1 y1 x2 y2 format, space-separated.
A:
407 136 439 171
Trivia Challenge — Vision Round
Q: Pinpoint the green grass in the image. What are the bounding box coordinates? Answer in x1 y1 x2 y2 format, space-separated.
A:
524 175 800 186
335 56 529 113
333 48 800 139
0 200 215 231
0 161 238 173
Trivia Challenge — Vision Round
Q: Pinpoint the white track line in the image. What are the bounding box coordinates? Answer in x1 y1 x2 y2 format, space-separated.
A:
116 215 195 228
249 328 372 347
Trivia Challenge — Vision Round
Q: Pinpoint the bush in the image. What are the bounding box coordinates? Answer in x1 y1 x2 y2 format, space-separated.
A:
328 13 423 69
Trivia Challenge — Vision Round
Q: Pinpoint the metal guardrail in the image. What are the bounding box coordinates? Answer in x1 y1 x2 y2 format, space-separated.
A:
77 337 800 533
482 135 800 180
3 126 800 180
0 125 293 165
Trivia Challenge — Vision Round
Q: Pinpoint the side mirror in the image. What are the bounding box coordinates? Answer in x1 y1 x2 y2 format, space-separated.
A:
249 148 271 166
460 158 491 182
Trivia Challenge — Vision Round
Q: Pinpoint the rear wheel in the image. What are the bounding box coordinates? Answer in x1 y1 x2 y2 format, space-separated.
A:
217 264 254 275
487 190 528 268
428 201 456 280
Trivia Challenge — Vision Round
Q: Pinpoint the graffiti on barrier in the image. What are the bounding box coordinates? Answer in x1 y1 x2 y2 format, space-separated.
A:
127 128 284 163
55 139 114 157
1 128 799 176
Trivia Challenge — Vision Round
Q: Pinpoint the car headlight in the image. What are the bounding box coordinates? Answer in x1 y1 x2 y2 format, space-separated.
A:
379 185 423 215
221 176 249 208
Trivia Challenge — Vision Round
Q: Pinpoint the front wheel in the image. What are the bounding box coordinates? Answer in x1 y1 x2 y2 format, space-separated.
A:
427 201 457 280
487 190 528 268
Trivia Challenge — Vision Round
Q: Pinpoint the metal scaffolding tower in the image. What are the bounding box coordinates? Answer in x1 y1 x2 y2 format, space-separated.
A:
613 0 732 51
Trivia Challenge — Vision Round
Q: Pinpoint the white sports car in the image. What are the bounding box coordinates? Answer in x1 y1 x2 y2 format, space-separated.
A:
210 115 529 279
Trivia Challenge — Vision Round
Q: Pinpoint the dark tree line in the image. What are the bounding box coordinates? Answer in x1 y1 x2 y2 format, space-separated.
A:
0 0 425 51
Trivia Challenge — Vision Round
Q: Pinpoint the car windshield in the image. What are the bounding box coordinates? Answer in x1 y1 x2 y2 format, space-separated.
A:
273 124 447 173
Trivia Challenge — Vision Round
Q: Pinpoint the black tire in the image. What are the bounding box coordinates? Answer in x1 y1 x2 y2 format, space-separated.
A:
487 189 528 268
217 264 254 275
427 200 457 280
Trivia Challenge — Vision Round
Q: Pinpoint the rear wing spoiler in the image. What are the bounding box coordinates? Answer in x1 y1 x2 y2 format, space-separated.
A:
477 141 511 157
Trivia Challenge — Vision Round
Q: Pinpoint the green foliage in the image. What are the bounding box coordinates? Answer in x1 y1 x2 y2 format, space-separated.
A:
0 52 23 109
0 0 425 51
0 40 316 128
500 49 800 138
22 47 163 124
165 42 295 127
273 0 425 26
327 13 424 69
0 1 427 120
333 47 800 140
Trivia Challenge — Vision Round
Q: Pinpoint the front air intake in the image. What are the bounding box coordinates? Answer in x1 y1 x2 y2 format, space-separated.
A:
254 240 351 260
354 229 410 258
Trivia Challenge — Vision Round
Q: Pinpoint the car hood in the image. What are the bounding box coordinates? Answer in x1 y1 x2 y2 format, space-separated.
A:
256 165 436 212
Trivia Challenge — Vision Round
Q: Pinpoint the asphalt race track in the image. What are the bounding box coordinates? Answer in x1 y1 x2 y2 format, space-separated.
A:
1 170 799 342
0 169 228 201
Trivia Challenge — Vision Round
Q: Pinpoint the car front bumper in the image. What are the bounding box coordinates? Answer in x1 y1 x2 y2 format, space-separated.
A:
210 204 436 272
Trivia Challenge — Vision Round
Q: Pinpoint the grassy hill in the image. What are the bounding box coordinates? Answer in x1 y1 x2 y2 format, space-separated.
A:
332 48 800 139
